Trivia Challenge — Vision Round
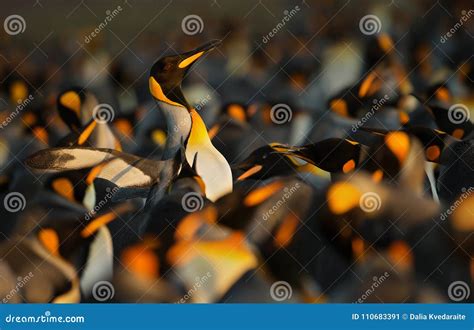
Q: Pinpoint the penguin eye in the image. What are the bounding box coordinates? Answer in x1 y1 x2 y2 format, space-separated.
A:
262 154 267 160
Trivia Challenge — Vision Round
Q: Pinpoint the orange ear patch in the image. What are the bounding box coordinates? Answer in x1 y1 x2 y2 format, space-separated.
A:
327 182 361 215
59 91 81 116
378 33 394 53
342 159 356 173
243 181 284 207
330 99 348 117
38 229 60 256
372 169 384 183
121 244 159 280
227 104 246 122
149 77 184 107
385 132 410 164
452 128 464 139
52 178 75 202
388 240 413 269
425 145 441 162
435 87 450 102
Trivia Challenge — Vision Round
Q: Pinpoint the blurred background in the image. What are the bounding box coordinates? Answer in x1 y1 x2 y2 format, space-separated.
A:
0 0 472 153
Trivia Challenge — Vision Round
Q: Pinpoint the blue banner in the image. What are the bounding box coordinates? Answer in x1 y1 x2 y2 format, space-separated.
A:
0 304 472 329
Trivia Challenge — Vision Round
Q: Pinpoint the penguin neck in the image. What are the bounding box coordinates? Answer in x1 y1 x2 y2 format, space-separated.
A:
157 100 192 160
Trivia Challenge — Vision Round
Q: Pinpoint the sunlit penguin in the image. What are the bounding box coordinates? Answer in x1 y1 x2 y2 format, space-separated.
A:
25 41 233 205
147 39 232 201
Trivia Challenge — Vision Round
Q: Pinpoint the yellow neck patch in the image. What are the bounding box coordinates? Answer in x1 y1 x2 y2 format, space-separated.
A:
149 77 184 108
188 109 210 146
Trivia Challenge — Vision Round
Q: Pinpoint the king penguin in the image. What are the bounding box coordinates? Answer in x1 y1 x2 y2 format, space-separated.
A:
148 39 232 201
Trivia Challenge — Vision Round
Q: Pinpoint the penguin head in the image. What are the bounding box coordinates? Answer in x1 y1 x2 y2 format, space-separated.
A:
236 144 296 181
56 87 88 132
149 40 221 109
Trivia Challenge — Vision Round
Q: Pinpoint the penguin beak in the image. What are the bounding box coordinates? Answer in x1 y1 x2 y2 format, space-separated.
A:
178 39 221 69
